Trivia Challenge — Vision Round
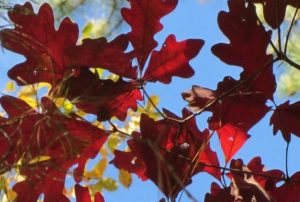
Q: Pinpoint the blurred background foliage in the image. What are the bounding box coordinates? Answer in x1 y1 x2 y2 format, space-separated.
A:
255 4 300 97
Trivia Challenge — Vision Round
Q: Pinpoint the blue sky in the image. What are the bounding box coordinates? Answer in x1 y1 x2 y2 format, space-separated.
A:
0 0 300 201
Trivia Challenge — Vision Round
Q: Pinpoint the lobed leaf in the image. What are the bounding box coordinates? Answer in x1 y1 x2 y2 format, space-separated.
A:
122 0 178 70
270 101 300 142
143 34 204 84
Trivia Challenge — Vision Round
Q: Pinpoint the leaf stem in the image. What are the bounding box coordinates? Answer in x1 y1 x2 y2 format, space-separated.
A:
141 85 165 118
285 142 290 178
108 120 132 137
169 57 279 124
284 3 300 56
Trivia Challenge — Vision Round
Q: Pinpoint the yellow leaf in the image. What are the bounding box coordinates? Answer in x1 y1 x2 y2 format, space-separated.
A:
81 20 107 39
18 96 38 108
7 189 17 201
18 83 50 108
76 110 87 118
107 74 119 82
90 180 103 192
5 81 15 92
119 169 132 188
0 176 6 190
90 68 105 78
28 156 51 164
101 177 118 192
145 95 159 111
100 147 109 158
107 135 121 152
84 158 107 179
54 98 74 113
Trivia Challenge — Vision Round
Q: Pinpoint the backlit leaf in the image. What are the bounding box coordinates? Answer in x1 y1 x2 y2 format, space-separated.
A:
119 169 132 188
122 0 178 69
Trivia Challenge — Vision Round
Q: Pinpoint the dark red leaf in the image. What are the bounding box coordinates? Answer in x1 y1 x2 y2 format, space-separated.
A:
112 110 220 200
208 76 270 132
122 0 178 69
75 184 92 202
1 2 134 87
183 77 270 133
288 0 300 7
143 34 204 84
111 150 147 180
0 2 78 86
94 192 105 202
199 138 222 180
217 124 250 163
181 85 216 112
67 34 137 79
0 94 34 116
212 0 275 99
0 95 107 201
251 0 287 29
58 69 143 121
13 161 72 202
228 157 285 202
204 183 234 202
270 101 300 142
269 172 300 202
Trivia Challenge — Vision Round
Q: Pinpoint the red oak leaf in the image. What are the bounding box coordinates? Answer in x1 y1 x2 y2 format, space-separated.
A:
246 157 285 189
217 124 250 163
0 2 78 86
251 0 287 29
75 184 105 202
199 140 222 181
269 171 300 202
204 182 234 202
205 157 285 202
75 184 92 202
122 0 178 70
182 77 270 133
0 2 133 87
57 69 143 121
0 95 107 201
112 110 220 200
66 34 137 79
95 192 105 202
143 34 204 84
270 101 300 142
13 161 72 202
209 76 270 132
212 0 275 99
288 0 300 7
228 157 285 202
111 150 147 180
181 85 216 112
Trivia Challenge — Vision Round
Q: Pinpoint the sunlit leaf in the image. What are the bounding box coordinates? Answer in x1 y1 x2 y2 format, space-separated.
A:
5 81 15 92
101 177 118 192
107 135 121 152
84 158 107 179
28 156 51 165
119 169 132 188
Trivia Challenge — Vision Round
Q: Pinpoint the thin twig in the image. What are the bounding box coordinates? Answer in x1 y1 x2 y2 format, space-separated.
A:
160 145 291 183
108 120 131 137
284 56 300 71
284 2 300 55
277 0 282 53
247 0 280 56
285 142 290 178
166 57 279 124
141 86 166 118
